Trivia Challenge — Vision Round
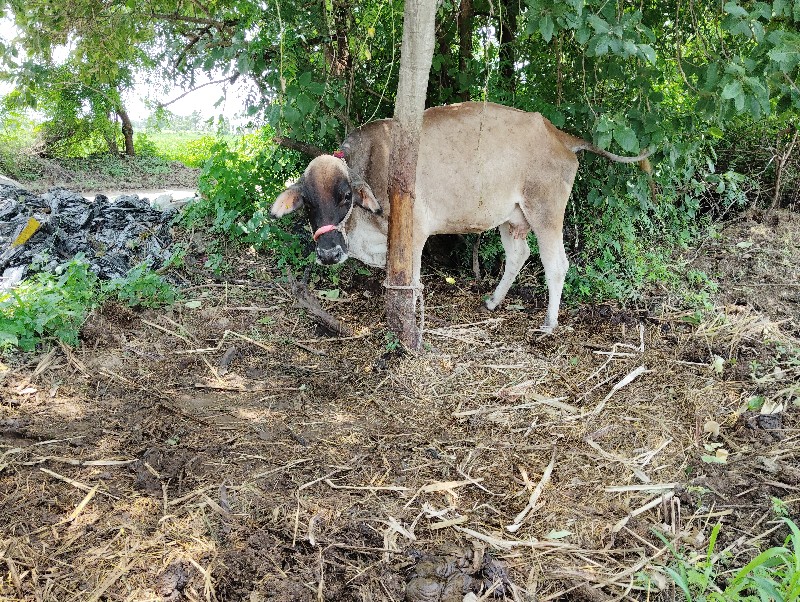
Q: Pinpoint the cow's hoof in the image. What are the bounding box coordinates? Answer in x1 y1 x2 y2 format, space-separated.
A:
483 298 499 312
535 324 556 335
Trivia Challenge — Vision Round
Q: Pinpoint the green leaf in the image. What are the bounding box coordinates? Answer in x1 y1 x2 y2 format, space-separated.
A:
638 44 657 64
721 80 744 100
613 124 639 153
540 14 555 42
773 0 790 16
587 14 610 33
724 2 749 16
306 81 325 95
708 126 724 138
597 130 612 149
296 93 316 115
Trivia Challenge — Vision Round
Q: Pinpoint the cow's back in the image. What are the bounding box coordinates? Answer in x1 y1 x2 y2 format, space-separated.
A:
342 102 579 235
416 103 578 235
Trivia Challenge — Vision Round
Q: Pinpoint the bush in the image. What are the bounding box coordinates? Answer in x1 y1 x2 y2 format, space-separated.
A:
184 128 312 270
714 116 800 209
0 258 178 353
0 259 98 351
0 107 42 180
100 262 177 308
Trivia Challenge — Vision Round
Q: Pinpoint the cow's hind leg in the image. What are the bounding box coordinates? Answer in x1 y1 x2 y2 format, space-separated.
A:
484 220 531 311
530 222 568 333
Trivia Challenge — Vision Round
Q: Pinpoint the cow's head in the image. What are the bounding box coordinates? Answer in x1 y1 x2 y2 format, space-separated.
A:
271 155 382 265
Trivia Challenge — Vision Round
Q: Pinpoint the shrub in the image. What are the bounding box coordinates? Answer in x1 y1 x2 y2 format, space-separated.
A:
0 107 42 180
184 128 312 270
0 258 178 353
0 259 98 352
101 262 177 308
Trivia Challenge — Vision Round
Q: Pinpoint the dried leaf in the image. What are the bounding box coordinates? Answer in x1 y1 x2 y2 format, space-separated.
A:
703 420 721 438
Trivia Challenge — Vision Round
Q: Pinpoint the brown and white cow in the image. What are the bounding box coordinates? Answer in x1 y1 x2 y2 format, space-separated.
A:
272 102 650 332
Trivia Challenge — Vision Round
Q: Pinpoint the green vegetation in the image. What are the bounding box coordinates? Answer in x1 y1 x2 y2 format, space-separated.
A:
0 257 178 353
136 132 219 168
0 259 98 351
182 130 311 270
656 518 800 601
1 0 799 340
0 108 40 180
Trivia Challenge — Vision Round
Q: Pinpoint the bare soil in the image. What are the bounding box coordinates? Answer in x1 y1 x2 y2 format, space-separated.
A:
1 209 798 602
16 158 200 195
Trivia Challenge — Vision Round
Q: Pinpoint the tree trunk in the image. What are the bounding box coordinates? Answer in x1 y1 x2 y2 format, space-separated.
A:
105 112 119 156
498 0 518 96
457 0 473 101
117 106 135 157
385 0 437 351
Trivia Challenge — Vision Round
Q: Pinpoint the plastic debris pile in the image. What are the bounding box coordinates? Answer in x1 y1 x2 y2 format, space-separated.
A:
0 183 181 290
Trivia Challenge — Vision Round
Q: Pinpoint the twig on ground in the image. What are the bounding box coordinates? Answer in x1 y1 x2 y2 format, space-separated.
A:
287 269 353 337
506 448 556 533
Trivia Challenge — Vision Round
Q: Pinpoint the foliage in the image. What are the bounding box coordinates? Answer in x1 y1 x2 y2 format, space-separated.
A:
658 518 800 601
0 104 41 180
0 258 98 351
1 0 154 156
100 262 177 308
184 129 312 270
4 0 800 305
0 257 178 353
137 132 220 168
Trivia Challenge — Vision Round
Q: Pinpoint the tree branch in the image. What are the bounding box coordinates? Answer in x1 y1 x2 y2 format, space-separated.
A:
158 75 238 109
273 137 327 158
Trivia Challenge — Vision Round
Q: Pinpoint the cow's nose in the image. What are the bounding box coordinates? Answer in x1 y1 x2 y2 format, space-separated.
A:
316 245 346 265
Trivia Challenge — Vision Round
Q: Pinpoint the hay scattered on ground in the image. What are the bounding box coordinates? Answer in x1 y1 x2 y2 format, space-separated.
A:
1 210 798 601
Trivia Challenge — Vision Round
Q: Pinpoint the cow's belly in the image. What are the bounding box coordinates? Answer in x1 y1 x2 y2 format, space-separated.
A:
415 187 528 237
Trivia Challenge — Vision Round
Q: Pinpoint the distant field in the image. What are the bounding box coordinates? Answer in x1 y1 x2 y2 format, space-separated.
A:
137 130 234 168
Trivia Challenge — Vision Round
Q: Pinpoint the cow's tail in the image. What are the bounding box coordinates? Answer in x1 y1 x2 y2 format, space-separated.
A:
556 129 656 198
557 130 653 171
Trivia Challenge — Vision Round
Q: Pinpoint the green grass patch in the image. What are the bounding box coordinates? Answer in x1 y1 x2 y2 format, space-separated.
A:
0 257 179 353
656 517 800 601
136 131 231 167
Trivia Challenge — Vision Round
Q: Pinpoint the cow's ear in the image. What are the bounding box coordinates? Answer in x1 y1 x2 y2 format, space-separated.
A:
271 183 303 217
352 180 382 214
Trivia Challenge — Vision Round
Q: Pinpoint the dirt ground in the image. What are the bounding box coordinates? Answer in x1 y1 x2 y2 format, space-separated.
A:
15 160 200 195
1 209 798 602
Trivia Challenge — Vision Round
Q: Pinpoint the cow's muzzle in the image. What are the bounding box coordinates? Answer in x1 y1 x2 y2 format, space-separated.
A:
315 229 348 265
316 245 348 265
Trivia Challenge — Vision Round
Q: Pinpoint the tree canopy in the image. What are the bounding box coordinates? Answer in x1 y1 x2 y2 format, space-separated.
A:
3 0 798 158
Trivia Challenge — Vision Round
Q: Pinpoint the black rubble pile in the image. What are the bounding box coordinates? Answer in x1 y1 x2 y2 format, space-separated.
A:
0 184 176 280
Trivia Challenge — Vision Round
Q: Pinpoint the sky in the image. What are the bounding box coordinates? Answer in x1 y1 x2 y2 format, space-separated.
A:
123 72 250 123
0 16 249 125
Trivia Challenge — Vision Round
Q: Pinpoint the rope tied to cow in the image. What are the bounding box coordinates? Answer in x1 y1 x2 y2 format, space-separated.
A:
382 281 425 337
312 195 356 244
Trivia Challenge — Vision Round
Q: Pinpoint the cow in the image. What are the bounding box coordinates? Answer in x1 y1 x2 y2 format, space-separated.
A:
271 102 650 332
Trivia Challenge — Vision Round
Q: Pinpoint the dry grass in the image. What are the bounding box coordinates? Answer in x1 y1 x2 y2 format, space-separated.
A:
1 210 799 601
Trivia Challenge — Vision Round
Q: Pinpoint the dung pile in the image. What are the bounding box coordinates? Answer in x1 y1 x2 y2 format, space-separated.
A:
0 183 178 284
